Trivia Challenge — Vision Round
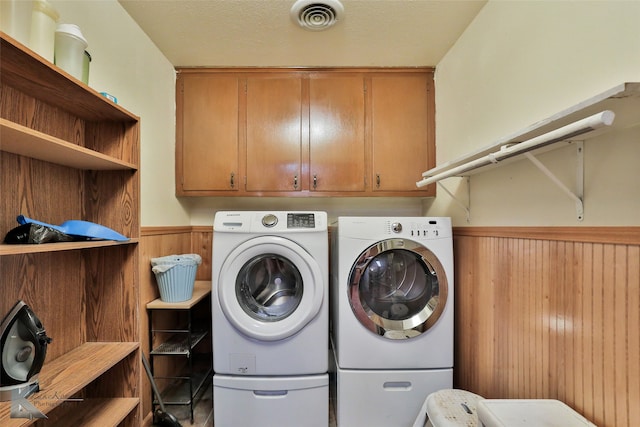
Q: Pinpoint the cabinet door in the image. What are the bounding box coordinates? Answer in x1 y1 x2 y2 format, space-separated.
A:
309 74 366 192
246 76 302 192
178 74 239 192
370 73 434 192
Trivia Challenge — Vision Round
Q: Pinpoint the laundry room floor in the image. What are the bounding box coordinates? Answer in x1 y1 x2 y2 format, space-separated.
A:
171 384 337 426
170 383 213 426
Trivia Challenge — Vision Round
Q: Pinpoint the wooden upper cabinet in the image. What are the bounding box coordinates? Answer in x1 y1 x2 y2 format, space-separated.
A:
370 72 435 193
245 75 303 192
309 74 366 192
177 73 239 193
175 68 435 197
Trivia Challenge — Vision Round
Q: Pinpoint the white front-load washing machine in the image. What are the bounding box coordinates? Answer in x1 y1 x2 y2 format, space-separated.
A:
330 216 454 427
212 211 328 427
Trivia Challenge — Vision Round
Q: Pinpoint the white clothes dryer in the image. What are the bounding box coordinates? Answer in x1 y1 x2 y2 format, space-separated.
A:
212 211 329 376
331 216 454 370
330 217 454 426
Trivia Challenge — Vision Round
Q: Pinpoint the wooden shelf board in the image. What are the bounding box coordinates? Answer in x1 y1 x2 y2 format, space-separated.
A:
0 119 138 170
147 281 212 310
0 342 139 426
0 238 140 256
24 398 139 427
51 398 139 427
0 33 138 123
0 398 139 427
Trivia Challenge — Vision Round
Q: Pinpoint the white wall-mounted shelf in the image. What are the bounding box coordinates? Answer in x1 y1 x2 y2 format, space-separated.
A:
417 82 640 221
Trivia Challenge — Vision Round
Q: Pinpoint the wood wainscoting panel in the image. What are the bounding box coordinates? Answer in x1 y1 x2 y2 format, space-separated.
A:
453 227 640 427
191 226 213 280
139 226 213 426
139 227 194 426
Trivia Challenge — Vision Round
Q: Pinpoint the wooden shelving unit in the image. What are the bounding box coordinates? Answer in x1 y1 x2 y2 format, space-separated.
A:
0 32 141 426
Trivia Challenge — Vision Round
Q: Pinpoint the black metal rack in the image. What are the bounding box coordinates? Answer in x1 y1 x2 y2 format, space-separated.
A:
147 281 213 424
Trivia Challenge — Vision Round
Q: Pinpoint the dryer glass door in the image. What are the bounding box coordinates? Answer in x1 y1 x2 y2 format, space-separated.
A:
348 238 448 339
218 236 324 341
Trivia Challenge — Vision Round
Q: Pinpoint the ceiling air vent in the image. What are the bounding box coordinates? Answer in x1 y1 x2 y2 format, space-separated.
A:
290 0 344 31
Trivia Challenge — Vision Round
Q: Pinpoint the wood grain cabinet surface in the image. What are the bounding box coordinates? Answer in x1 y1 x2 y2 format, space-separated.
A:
175 68 435 197
177 73 240 193
246 74 303 192
371 73 435 193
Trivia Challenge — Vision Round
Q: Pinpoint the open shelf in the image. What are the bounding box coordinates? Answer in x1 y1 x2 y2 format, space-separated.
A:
418 82 640 184
0 32 137 123
0 119 138 170
151 331 208 356
416 82 640 221
146 281 212 310
0 239 139 256
147 281 212 422
32 398 139 427
1 31 141 426
154 357 213 406
0 342 139 426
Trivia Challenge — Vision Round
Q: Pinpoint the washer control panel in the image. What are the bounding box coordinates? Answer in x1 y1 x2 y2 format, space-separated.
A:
214 211 327 233
287 213 316 228
262 214 278 227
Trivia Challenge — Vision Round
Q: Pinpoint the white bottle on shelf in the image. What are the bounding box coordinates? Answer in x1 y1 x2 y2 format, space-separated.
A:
0 0 34 46
54 23 88 81
29 0 59 62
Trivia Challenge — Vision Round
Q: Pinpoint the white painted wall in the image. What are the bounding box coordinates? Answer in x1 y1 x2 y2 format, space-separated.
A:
50 0 189 226
185 197 423 226
46 1 639 228
426 0 640 226
47 0 424 226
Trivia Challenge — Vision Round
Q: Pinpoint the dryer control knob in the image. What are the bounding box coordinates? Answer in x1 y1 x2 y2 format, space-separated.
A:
391 222 403 233
262 214 278 227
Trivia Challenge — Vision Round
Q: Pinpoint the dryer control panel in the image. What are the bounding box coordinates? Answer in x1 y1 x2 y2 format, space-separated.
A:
404 220 445 239
336 217 451 240
387 218 451 240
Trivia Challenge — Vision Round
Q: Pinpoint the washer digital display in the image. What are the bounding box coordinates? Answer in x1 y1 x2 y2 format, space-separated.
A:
287 213 315 228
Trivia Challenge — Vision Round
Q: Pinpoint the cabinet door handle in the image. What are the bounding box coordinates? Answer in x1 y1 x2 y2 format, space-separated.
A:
293 174 298 189
376 173 381 188
313 174 317 190
230 172 235 188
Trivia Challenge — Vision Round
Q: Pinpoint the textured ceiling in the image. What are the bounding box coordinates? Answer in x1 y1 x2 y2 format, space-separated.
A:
118 0 487 67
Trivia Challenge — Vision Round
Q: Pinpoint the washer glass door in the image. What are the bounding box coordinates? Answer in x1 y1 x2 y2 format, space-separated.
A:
218 236 324 341
236 253 303 322
348 238 448 339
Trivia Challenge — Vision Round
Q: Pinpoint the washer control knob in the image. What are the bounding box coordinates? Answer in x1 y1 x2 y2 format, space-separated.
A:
391 222 402 233
262 214 278 227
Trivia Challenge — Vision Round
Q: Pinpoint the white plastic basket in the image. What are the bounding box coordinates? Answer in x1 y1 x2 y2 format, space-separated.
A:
151 254 202 302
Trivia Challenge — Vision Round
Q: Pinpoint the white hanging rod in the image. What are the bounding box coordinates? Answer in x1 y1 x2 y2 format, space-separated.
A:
416 110 615 188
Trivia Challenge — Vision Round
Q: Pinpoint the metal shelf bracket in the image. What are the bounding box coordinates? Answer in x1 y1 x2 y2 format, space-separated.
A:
437 177 471 223
523 141 584 221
